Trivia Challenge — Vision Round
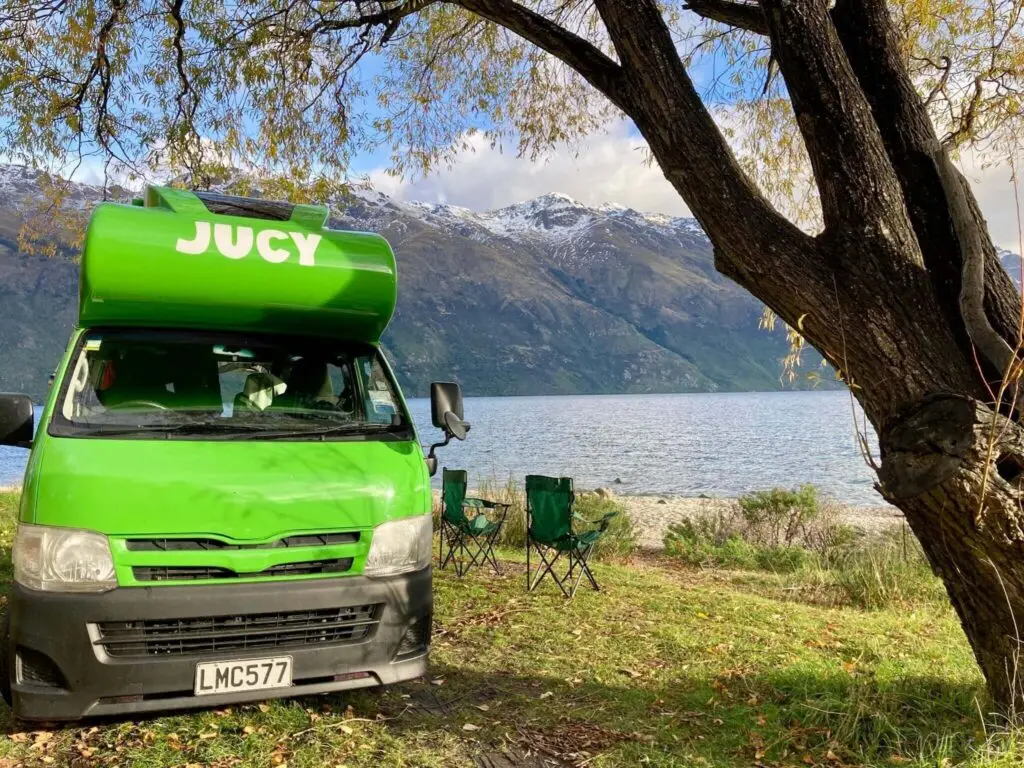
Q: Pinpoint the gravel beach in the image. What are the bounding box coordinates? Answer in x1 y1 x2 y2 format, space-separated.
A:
618 494 904 549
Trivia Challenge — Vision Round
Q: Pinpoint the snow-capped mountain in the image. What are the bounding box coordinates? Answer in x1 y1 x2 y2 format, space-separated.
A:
8 164 1012 399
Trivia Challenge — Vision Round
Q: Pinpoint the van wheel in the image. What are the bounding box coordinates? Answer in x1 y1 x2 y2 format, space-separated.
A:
0 610 11 707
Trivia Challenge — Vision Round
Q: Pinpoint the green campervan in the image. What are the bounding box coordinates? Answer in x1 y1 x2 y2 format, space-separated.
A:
0 187 469 721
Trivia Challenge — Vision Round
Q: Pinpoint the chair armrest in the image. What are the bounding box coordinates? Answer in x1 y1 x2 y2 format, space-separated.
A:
574 511 618 532
465 498 511 521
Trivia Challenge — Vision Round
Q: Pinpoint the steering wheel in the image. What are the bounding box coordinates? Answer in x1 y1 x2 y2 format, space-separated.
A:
107 400 170 411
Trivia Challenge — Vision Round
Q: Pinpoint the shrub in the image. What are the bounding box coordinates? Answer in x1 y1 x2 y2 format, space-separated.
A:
664 487 943 609
738 484 821 547
664 520 814 573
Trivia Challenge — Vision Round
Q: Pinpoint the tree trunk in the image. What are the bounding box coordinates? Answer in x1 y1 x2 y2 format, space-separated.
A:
881 395 1024 712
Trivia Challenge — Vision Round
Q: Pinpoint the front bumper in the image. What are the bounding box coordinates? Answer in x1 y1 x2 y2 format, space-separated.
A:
8 567 431 721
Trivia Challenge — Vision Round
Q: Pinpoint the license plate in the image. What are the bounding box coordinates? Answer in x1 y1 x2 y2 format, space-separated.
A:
194 656 292 696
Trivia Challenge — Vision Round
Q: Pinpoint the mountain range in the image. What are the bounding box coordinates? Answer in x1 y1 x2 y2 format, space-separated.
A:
5 164 1009 402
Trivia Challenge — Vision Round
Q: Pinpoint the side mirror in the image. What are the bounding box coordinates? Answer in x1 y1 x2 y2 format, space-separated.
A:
0 394 33 448
443 410 467 441
425 381 469 476
430 382 464 428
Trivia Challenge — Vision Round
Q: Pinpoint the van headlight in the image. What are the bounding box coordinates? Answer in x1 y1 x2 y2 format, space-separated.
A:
364 515 432 577
14 524 117 592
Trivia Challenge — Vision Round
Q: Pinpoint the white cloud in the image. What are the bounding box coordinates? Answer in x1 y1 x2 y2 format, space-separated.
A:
368 122 1022 252
367 122 692 217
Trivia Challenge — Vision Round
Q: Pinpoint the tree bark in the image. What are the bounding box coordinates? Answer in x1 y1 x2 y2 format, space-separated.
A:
880 395 1024 711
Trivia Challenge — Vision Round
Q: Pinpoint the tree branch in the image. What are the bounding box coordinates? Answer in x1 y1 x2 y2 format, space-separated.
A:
758 0 917 248
448 0 628 109
312 0 439 43
830 0 1022 385
934 145 1017 376
683 0 767 34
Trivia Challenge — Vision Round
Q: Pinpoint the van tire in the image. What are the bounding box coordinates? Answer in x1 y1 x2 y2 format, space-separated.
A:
0 609 11 707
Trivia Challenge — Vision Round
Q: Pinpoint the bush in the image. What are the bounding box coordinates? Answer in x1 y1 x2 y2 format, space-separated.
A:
664 520 814 573
738 484 821 547
663 486 943 609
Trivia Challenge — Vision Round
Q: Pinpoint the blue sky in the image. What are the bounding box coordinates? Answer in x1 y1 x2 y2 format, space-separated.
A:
63 27 1023 251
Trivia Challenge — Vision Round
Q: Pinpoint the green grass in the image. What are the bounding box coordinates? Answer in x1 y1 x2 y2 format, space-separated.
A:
0 493 1021 766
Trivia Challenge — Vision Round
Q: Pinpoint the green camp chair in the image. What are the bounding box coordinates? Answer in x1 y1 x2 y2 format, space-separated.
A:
438 469 511 577
525 475 617 598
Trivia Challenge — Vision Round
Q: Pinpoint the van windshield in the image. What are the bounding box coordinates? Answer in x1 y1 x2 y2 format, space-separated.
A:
50 330 410 440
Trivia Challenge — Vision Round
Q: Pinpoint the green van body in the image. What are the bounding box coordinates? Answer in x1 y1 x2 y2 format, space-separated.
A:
5 188 438 720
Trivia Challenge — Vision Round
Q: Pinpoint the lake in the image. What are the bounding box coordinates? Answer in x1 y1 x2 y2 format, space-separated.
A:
0 391 883 505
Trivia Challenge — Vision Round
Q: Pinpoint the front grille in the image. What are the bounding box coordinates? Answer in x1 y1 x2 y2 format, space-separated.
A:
125 532 359 552
95 604 382 658
132 558 354 582
263 559 353 576
134 566 235 581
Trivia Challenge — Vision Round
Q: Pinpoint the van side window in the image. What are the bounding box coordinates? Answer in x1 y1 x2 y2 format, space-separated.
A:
359 358 398 424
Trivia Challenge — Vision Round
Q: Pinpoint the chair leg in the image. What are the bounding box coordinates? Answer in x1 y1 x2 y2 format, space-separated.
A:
528 543 570 598
568 544 600 597
438 521 454 570
439 521 471 577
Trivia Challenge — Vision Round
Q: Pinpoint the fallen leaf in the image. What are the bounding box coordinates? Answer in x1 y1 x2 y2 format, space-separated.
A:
243 726 257 735
539 691 554 699
462 723 480 732
618 669 642 679
339 725 353 735
259 703 271 713
431 678 445 686
199 731 218 739
474 704 490 712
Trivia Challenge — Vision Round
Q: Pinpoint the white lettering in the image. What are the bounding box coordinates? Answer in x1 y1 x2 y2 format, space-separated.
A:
256 229 290 263
290 232 322 267
214 223 253 260
175 222 322 265
176 221 211 254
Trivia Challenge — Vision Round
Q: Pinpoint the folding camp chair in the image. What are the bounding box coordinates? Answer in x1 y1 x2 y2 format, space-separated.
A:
525 475 617 598
438 469 511 577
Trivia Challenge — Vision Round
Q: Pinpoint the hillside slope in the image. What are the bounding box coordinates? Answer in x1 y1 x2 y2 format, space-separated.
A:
1 166 826 400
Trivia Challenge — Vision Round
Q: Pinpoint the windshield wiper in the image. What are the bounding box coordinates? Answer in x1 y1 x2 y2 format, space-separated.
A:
71 419 410 440
231 422 410 440
72 421 263 438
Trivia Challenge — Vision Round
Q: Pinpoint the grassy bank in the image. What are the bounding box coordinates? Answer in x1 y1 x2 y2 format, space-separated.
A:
0 491 1018 766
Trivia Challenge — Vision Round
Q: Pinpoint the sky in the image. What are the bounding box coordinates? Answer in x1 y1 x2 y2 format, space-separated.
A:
361 123 1023 253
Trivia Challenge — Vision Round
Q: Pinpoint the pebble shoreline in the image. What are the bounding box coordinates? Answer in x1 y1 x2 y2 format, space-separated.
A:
617 494 904 550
